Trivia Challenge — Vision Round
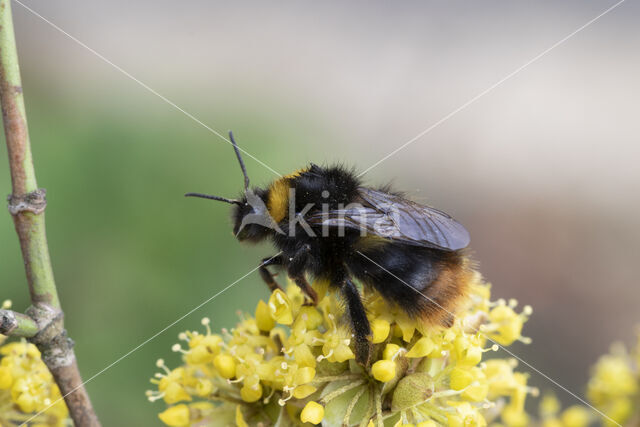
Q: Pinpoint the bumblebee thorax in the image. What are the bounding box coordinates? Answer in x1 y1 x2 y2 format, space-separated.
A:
267 169 306 223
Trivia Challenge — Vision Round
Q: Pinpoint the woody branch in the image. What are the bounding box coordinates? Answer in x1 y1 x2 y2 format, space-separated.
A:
0 1 100 425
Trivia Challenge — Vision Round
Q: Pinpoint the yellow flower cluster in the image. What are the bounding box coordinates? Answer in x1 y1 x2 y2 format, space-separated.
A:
148 273 536 426
586 338 639 427
536 393 592 427
0 302 70 426
533 331 640 427
540 333 640 427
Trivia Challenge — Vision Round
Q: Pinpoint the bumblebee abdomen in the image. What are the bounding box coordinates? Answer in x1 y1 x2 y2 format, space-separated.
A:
347 244 470 326
413 258 472 327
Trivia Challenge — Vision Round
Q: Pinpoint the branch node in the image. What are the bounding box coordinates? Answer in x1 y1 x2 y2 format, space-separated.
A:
26 303 63 340
40 330 76 369
25 303 74 367
7 188 47 215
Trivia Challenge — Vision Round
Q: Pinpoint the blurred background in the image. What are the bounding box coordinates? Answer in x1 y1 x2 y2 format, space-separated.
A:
1 0 639 424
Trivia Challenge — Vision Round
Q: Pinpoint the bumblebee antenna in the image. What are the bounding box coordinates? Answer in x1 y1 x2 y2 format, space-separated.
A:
228 131 250 192
184 193 242 205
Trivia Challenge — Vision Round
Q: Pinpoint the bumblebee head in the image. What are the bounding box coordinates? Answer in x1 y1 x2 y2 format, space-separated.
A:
230 188 275 242
185 131 274 242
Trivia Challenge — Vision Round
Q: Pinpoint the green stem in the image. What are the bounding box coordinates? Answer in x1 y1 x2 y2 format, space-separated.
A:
0 309 39 337
0 0 58 309
0 0 36 193
0 1 100 425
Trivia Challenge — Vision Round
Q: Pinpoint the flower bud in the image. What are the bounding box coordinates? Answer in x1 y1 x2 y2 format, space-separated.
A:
372 360 396 382
213 354 236 379
391 372 434 412
383 343 401 360
300 401 324 424
240 383 262 402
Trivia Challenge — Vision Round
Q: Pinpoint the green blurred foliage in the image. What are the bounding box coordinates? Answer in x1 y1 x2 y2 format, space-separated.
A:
0 86 329 425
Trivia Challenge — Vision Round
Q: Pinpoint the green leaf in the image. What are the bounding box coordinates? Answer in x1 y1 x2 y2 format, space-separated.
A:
322 381 373 426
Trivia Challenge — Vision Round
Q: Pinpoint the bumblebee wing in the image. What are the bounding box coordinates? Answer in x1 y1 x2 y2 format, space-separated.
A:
359 187 470 250
306 187 470 251
306 205 392 234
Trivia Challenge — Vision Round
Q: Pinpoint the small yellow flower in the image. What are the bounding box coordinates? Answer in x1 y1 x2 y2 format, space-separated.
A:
158 404 190 426
298 306 324 330
405 336 434 358
539 393 561 418
163 381 192 404
193 378 212 397
371 359 396 382
294 366 315 384
371 318 391 343
300 401 324 424
450 366 474 390
213 354 236 379
255 300 275 331
293 343 316 368
240 378 262 403
560 405 591 427
481 301 531 346
489 305 523 344
318 314 355 363
268 289 294 325
502 403 529 427
447 402 487 427
587 352 637 403
383 343 402 360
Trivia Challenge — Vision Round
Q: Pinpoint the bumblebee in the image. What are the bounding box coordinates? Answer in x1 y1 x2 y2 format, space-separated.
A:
187 132 472 365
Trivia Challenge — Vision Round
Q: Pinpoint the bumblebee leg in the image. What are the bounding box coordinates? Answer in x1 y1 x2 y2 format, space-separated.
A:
287 245 318 305
259 255 283 292
341 278 372 366
291 276 318 306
